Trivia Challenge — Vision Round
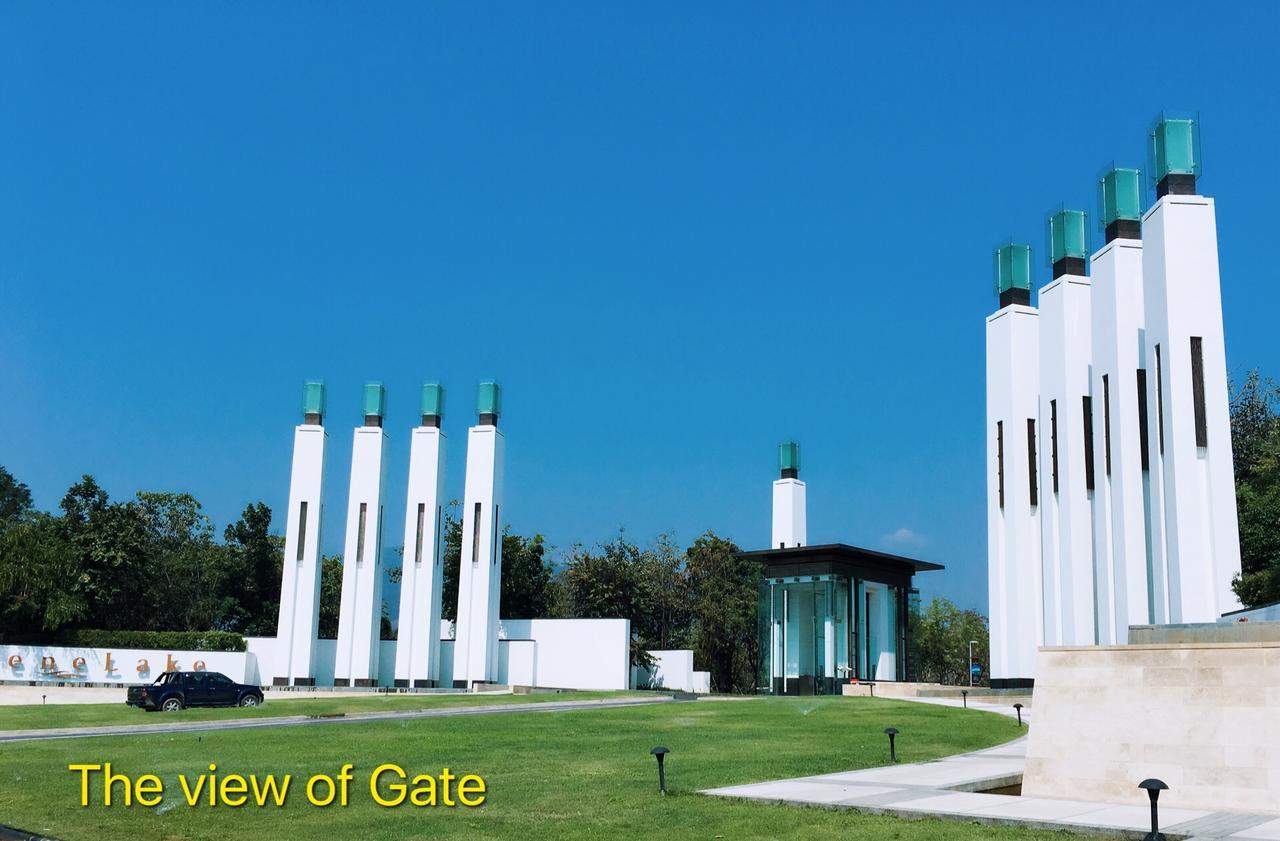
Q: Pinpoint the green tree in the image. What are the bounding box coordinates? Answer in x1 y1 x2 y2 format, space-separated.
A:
59 476 149 630
1231 371 1280 607
0 465 33 528
501 531 554 618
684 531 758 693
0 513 85 635
635 533 691 651
908 597 989 685
225 502 285 635
318 554 343 638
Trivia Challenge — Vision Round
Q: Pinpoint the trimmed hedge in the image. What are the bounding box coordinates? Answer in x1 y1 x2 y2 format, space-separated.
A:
55 630 247 653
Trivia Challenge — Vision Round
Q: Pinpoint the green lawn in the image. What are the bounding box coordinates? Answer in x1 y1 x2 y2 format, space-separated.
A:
0 690 630 731
0 697 1083 841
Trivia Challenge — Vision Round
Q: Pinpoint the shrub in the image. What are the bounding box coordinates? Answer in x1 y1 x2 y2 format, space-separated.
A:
55 629 247 652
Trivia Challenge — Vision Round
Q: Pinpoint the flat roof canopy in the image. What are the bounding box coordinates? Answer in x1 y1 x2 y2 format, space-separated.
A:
738 543 943 590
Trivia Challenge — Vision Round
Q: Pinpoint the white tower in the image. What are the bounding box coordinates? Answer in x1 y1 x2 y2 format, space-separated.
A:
452 381 506 689
394 384 448 688
1038 211 1096 646
771 442 806 548
273 382 327 686
1090 169 1161 642
986 243 1042 688
334 383 390 687
1141 116 1242 622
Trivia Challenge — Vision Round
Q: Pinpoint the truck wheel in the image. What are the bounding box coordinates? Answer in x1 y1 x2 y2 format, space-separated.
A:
161 697 184 712
239 694 260 708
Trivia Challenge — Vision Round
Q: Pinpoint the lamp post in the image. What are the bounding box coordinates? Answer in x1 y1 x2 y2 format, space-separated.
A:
961 689 968 709
968 640 978 687
1013 703 1024 727
650 746 670 795
884 728 899 763
1139 778 1169 841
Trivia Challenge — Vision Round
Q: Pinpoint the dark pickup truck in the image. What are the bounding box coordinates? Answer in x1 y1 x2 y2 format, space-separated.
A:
126 671 264 711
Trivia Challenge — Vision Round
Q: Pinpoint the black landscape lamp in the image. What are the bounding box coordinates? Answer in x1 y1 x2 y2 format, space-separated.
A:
650 746 670 795
961 690 968 709
1139 778 1169 841
1013 703 1024 726
884 728 899 763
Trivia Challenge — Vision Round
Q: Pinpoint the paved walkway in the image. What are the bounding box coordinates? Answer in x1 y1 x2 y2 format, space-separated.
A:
704 696 1280 840
0 695 674 744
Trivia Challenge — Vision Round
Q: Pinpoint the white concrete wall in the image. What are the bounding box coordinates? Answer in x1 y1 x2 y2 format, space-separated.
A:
334 425 389 685
1039 273 1096 646
1 644 253 685
1143 193 1243 622
634 649 695 691
771 478 806 548
1090 237 1158 641
274 423 327 684
453 424 505 687
1025 642 1280 814
394 426 447 686
503 618 631 690
986 303 1042 683
498 639 536 686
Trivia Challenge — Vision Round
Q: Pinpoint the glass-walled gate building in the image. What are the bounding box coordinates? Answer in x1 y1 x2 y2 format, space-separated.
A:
742 544 942 695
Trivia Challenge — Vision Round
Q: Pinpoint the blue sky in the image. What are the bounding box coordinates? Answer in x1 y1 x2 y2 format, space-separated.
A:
2 2 1277 612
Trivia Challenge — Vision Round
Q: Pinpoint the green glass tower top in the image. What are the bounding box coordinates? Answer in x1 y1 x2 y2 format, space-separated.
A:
302 381 325 423
1151 115 1201 180
1099 168 1143 226
420 383 445 419
1047 209 1089 265
778 441 800 477
362 382 387 420
477 381 502 420
993 242 1033 296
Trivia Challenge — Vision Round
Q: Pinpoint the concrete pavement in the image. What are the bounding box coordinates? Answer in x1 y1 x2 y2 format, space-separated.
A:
0 694 674 743
704 696 1280 840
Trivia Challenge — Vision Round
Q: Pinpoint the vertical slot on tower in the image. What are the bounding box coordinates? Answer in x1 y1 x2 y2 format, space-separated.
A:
1103 375 1112 475
1082 396 1095 491
471 503 481 565
435 506 443 566
1050 400 1059 494
492 505 500 564
414 503 425 564
1137 369 1150 470
296 501 308 562
1027 419 1038 507
356 503 367 564
1155 344 1165 454
1191 337 1207 447
997 421 1005 508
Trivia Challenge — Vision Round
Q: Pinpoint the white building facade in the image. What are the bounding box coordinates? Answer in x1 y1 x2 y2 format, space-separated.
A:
984 117 1243 685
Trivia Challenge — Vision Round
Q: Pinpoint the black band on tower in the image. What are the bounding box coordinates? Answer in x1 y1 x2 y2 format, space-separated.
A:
999 288 1031 308
1105 219 1142 243
1052 257 1087 279
479 413 498 426
1156 173 1196 198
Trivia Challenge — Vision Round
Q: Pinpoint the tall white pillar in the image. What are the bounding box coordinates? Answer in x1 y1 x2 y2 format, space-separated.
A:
394 384 448 688
452 381 506 688
1090 168 1159 643
986 243 1041 688
771 442 806 548
273 382 327 686
334 383 389 687
1142 116 1242 622
1038 211 1097 646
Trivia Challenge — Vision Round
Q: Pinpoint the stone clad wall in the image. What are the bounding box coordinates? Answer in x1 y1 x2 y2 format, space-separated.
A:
1024 642 1280 814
